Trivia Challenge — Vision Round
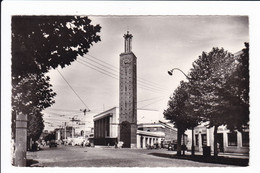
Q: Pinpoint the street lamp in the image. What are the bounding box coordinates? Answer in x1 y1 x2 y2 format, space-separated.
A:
168 68 191 79
168 68 195 156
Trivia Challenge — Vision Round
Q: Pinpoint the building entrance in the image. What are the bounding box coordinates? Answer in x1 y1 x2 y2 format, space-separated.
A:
217 133 224 152
120 121 131 148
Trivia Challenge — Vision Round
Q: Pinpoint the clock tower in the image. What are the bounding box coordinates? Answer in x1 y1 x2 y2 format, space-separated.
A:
119 31 137 148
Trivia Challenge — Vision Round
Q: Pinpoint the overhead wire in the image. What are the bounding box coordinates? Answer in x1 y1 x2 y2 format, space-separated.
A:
139 97 166 109
46 107 82 113
137 96 165 103
56 69 90 110
77 60 119 80
77 59 162 94
78 57 169 95
85 54 168 91
78 58 119 79
84 54 169 92
83 55 119 73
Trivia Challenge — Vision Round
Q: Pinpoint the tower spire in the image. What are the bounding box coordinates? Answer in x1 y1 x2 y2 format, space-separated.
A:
123 31 133 53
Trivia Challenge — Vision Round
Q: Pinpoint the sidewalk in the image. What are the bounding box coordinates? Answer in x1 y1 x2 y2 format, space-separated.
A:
148 150 249 166
86 146 249 159
183 150 249 159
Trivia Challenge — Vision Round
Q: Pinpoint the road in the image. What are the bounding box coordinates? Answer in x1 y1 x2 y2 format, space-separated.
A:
27 145 230 167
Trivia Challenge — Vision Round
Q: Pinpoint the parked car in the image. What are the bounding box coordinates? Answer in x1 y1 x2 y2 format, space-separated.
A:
85 140 91 147
168 143 177 151
49 140 57 148
31 142 42 151
153 143 160 149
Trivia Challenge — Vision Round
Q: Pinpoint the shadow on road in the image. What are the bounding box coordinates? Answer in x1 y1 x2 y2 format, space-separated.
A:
26 159 40 167
148 153 249 166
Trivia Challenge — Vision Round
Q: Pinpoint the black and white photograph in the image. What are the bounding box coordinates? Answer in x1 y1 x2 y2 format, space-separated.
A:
2 1 260 171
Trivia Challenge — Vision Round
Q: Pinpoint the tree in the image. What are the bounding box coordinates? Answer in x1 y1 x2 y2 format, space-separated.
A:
27 110 45 142
188 45 249 156
12 16 101 78
11 73 56 137
11 16 101 141
220 43 249 131
164 81 199 156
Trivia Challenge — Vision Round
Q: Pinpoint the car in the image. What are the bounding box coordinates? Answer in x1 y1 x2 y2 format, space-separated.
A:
31 142 42 151
49 140 57 148
168 143 177 151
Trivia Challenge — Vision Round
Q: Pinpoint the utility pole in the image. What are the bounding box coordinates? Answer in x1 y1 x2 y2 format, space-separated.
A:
80 108 90 139
64 122 67 143
72 123 74 139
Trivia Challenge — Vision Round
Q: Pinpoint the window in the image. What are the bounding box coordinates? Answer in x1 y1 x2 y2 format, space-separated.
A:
228 132 237 146
201 134 207 146
242 132 249 147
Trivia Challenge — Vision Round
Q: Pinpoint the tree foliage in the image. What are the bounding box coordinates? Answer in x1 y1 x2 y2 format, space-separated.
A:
164 81 199 131
11 16 101 140
12 16 101 78
220 43 249 131
27 110 45 141
164 81 200 155
189 45 249 131
188 47 234 127
11 73 56 137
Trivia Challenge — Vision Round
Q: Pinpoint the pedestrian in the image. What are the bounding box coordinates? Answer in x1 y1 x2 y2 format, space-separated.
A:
81 140 84 147
217 142 220 153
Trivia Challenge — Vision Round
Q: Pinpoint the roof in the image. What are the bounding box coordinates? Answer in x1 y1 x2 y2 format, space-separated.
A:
137 130 165 137
138 121 177 131
93 106 117 118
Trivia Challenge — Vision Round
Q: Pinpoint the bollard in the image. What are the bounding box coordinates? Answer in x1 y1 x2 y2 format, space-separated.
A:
14 113 27 167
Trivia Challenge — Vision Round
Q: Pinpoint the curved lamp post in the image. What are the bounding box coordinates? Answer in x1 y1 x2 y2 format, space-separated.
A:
168 68 192 80
168 68 195 156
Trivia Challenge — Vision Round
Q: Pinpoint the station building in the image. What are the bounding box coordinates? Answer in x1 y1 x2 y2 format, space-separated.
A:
93 107 179 148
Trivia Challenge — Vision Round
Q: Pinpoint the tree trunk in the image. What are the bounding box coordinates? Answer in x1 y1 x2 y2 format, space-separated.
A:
191 127 195 156
177 127 182 156
213 125 219 157
182 133 185 155
29 137 32 151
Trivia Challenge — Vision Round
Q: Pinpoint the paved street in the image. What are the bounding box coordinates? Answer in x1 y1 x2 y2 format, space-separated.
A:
27 145 231 167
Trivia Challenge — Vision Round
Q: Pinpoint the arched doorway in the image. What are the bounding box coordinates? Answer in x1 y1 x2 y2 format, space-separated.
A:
120 121 131 148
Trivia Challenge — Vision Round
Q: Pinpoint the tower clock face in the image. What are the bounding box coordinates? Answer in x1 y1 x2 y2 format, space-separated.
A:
122 58 131 67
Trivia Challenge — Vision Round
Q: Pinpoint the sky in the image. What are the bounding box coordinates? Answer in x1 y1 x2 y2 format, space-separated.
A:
42 15 249 131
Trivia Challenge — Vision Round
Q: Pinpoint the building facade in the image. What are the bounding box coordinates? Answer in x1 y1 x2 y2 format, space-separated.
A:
93 107 179 148
55 126 75 141
193 124 249 154
94 107 118 145
119 31 137 148
137 121 180 148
